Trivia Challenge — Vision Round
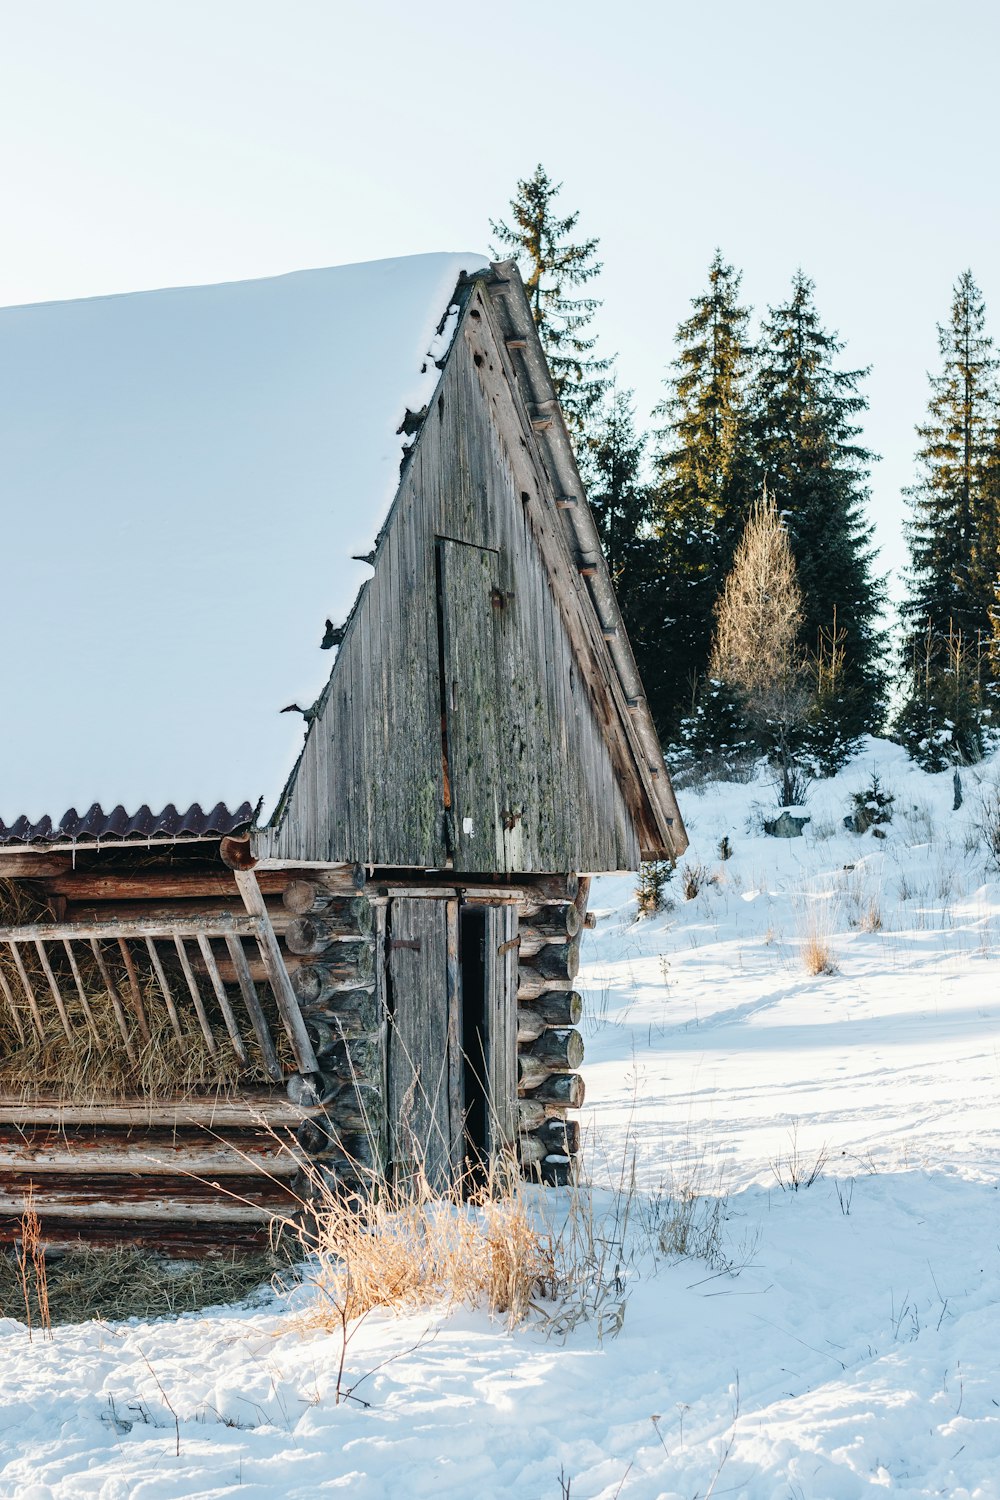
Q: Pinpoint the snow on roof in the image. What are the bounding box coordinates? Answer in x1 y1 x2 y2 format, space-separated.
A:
0 252 489 825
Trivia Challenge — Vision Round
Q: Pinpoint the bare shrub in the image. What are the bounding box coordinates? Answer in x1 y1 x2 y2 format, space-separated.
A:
710 491 810 804
770 1125 829 1190
656 1186 727 1265
680 862 717 901
976 782 1000 868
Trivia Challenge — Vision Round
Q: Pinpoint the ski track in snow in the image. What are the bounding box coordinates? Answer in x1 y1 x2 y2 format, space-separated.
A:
2 737 1000 1498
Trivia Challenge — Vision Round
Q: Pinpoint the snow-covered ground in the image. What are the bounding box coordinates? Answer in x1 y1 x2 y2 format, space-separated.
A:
3 738 1000 1499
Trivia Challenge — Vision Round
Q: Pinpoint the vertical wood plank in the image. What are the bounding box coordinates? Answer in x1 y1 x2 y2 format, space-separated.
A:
445 897 463 1179
484 904 517 1153
438 538 502 872
385 897 453 1190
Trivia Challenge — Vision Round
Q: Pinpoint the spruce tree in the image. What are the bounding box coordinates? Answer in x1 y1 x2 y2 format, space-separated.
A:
490 165 611 434
750 272 885 737
650 252 753 735
903 270 999 650
584 389 668 718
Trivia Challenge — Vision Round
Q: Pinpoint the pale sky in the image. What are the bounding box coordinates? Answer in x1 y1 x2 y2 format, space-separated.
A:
2 0 997 597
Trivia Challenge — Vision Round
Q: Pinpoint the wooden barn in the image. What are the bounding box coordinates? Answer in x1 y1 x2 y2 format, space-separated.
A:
0 253 687 1250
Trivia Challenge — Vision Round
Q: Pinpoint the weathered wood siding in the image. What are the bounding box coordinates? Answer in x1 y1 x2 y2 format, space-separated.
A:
264 289 639 873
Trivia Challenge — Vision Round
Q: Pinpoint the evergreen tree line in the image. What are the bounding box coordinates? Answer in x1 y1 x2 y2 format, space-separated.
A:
492 166 1000 783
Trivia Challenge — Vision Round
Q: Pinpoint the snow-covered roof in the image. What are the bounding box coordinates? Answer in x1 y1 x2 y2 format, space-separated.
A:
0 252 488 826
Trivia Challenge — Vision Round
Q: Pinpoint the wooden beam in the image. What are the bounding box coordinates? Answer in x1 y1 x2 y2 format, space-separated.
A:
44 871 290 901
0 1142 303 1176
0 914 260 943
0 1192 282 1223
0 964 26 1045
234 868 319 1077
0 854 74 877
6 942 45 1039
0 1092 316 1127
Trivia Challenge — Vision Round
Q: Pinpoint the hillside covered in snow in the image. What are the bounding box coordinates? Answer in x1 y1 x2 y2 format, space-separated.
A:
2 738 1000 1498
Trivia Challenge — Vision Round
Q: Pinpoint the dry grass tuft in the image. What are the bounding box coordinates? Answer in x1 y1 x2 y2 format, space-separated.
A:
295 1155 553 1334
855 898 883 933
801 931 839 976
798 901 839 976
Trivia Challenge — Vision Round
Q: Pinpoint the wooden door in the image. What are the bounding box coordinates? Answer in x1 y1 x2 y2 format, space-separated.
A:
385 896 459 1191
385 895 519 1188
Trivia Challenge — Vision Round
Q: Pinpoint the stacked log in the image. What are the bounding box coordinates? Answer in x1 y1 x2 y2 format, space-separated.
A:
279 885 381 1189
515 877 589 1185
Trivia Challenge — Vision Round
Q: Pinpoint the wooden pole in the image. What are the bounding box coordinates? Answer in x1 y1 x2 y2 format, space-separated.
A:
144 937 185 1044
172 936 218 1054
223 934 282 1082
7 942 46 1040
88 939 138 1063
61 938 105 1050
196 933 250 1067
0 964 26 1045
32 939 75 1042
117 938 151 1042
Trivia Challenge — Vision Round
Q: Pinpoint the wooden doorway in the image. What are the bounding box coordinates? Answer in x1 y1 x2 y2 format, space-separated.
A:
384 896 517 1189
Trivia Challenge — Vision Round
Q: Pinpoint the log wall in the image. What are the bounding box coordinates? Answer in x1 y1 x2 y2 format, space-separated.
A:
0 856 588 1245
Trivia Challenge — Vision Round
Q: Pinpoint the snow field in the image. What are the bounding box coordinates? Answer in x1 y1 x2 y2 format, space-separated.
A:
2 738 1000 1497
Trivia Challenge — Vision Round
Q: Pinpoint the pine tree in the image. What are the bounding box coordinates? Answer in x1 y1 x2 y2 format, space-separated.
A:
749 273 885 738
490 165 611 434
903 270 999 650
651 252 753 731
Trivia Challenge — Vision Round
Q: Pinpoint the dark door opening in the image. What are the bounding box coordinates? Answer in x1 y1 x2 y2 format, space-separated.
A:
459 905 489 1165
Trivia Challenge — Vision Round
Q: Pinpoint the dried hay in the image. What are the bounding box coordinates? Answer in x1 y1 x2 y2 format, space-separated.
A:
0 879 292 1100
0 1241 292 1326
